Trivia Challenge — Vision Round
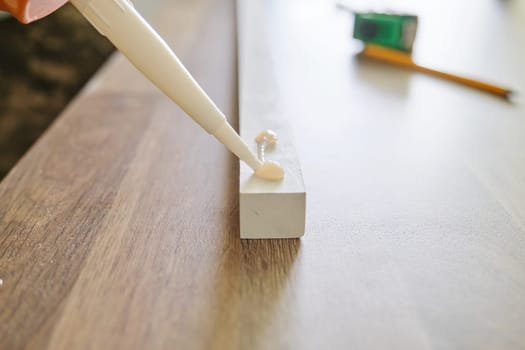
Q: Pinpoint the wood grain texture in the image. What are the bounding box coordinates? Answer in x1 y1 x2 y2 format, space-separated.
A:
238 0 305 239
1 0 525 349
1 0 244 349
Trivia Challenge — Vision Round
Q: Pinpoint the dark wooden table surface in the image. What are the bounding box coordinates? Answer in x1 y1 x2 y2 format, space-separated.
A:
1 0 525 349
0 4 114 178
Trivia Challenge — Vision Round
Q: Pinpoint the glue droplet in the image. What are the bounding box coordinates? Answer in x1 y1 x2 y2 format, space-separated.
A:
253 129 284 180
255 129 278 144
255 160 285 180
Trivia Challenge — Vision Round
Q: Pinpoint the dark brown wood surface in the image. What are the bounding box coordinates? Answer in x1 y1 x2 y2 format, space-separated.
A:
0 4 114 179
1 0 525 349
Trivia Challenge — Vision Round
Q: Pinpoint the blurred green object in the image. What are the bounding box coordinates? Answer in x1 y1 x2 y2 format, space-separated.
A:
353 12 418 52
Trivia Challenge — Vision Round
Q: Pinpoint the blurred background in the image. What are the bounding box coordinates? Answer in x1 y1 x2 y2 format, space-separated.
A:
0 4 114 179
0 0 523 182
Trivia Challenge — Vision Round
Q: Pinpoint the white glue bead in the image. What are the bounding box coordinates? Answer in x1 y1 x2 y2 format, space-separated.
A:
254 129 278 145
255 160 285 180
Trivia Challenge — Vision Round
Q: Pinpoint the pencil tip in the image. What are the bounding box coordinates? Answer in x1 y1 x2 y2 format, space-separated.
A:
505 90 517 102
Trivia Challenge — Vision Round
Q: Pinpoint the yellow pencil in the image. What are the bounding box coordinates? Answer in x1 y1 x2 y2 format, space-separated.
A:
360 44 513 99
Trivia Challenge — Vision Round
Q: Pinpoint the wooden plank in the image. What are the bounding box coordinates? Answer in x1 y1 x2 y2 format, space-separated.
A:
237 0 306 239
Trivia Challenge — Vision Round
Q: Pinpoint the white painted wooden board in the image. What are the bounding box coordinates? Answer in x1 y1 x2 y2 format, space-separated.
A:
237 0 306 239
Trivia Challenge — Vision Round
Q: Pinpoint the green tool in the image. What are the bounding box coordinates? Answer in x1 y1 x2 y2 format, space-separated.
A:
353 12 418 52
337 3 419 53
